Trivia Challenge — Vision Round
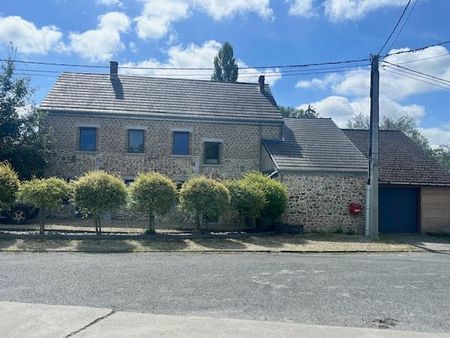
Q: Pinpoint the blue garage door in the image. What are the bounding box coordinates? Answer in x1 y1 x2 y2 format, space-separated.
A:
379 187 419 233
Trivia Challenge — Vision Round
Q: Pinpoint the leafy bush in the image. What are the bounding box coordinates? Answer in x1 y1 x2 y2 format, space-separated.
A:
179 176 230 232
0 162 20 211
242 172 288 225
129 172 177 234
225 179 266 230
18 177 70 234
73 171 127 235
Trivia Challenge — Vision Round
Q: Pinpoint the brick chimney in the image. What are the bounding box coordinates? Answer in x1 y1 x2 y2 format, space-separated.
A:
258 75 265 94
110 60 118 78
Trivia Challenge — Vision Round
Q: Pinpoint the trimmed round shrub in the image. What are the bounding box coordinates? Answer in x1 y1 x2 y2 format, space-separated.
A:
18 177 71 234
73 171 127 235
225 179 266 230
0 162 20 211
129 172 177 234
179 176 230 232
242 172 288 226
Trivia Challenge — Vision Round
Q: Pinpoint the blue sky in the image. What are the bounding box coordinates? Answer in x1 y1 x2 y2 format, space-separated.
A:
1 0 449 145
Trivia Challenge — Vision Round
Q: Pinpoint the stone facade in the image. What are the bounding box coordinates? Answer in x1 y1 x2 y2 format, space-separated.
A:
44 113 281 181
280 173 366 234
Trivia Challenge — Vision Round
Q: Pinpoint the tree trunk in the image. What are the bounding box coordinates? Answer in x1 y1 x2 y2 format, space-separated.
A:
148 212 155 234
98 216 102 235
39 208 46 235
195 212 202 232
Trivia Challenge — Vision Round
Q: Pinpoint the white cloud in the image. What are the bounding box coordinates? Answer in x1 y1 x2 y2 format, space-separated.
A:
135 0 273 40
295 46 450 134
121 40 281 86
287 0 318 17
323 0 406 21
0 16 63 54
135 0 190 40
420 124 450 147
194 0 273 20
96 0 123 7
68 12 130 62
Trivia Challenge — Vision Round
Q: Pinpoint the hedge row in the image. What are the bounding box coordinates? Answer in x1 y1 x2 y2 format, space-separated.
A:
0 162 288 234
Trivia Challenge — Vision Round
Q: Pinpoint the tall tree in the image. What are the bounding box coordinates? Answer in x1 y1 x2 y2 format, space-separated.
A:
346 114 430 150
211 42 238 82
279 105 319 118
0 52 52 179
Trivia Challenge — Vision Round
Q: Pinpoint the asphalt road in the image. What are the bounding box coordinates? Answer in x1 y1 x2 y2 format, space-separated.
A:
0 252 449 333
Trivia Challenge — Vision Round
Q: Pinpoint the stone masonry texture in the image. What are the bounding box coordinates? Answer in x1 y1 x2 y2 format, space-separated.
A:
44 114 281 181
281 173 366 234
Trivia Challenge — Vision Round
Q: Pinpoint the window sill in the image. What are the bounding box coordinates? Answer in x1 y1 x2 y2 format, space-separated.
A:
172 154 192 158
126 152 145 156
201 163 222 167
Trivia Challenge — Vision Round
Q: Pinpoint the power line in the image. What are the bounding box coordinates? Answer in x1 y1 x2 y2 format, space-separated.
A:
386 0 418 53
384 67 450 90
1 57 370 71
391 53 450 64
383 40 450 58
379 0 412 55
382 60 450 85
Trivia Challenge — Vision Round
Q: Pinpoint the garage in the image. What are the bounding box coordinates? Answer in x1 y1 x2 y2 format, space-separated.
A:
343 129 450 234
379 187 419 233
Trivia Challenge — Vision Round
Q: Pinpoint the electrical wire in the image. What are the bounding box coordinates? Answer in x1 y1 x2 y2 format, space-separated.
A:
1 57 370 71
382 60 450 85
383 40 450 58
379 0 412 55
383 67 450 90
385 0 418 54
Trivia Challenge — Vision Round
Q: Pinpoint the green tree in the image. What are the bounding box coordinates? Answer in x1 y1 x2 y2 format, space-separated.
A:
129 172 178 234
346 112 369 129
242 172 288 226
346 114 430 150
0 162 20 211
431 146 450 171
179 176 230 232
211 42 239 82
279 105 318 118
18 178 70 234
0 52 52 179
73 171 127 235
225 179 266 230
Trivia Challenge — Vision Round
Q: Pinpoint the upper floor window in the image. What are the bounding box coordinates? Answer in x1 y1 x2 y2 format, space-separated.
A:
173 131 190 155
128 129 145 153
79 127 97 151
204 142 221 164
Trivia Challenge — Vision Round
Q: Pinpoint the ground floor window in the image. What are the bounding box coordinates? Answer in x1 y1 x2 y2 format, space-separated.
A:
204 142 221 164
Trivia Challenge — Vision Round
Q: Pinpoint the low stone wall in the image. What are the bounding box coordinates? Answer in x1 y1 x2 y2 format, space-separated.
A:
52 204 245 232
280 172 366 234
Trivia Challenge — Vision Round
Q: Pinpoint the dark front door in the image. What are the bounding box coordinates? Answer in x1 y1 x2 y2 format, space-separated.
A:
379 187 419 233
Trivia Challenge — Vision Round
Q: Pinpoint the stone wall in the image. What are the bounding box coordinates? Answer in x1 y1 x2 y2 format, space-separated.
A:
43 114 282 180
281 172 366 234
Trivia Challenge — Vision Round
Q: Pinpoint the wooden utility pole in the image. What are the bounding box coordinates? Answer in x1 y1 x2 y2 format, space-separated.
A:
366 54 380 240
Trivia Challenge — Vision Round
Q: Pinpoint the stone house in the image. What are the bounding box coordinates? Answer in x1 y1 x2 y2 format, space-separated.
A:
40 62 450 233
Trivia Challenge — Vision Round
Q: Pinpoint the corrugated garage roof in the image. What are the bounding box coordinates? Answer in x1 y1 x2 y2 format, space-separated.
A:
343 129 450 186
263 118 368 173
39 72 283 124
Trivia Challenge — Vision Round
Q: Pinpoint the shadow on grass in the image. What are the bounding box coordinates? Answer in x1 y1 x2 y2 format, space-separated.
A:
75 239 137 252
191 238 247 250
15 239 74 251
0 238 18 250
139 238 189 251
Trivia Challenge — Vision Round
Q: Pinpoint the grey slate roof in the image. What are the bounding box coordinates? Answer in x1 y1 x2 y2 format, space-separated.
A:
263 118 368 173
40 72 283 124
343 129 450 186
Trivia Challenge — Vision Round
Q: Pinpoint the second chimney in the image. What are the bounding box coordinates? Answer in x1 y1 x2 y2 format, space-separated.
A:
110 60 118 78
258 75 265 94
